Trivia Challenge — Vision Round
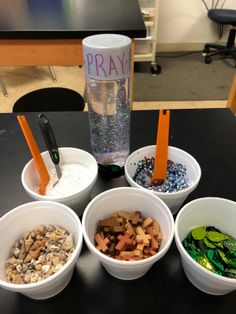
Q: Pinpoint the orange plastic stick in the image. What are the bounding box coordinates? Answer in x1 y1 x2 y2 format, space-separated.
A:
152 109 170 183
17 115 50 195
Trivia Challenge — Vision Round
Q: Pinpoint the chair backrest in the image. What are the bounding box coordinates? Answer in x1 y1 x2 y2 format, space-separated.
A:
201 0 227 11
13 87 85 112
227 75 236 114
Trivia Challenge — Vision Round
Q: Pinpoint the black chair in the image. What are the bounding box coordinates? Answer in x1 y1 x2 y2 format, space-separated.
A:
13 87 85 112
202 3 236 65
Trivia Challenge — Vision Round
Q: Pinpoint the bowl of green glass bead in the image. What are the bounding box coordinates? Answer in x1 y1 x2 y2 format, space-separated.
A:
175 197 236 295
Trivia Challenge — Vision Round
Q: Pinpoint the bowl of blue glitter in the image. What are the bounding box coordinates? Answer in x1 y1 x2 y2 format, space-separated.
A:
124 145 201 215
175 197 236 295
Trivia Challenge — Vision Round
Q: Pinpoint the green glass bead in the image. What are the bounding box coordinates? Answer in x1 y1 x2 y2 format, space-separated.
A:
192 226 206 240
198 240 207 252
224 268 236 279
218 249 230 265
214 270 223 276
187 249 199 260
228 258 236 268
207 250 224 271
215 242 224 249
196 256 215 272
207 231 228 242
203 237 216 248
231 252 236 258
207 249 214 260
223 236 236 252
183 226 236 278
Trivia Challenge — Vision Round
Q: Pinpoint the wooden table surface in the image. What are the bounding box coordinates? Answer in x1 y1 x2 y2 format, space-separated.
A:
0 0 146 66
1 109 236 313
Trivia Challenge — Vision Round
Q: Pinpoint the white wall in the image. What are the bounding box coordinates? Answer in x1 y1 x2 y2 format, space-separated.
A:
157 0 236 49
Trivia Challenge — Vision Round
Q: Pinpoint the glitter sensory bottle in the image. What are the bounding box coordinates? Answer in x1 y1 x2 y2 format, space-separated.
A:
83 34 131 177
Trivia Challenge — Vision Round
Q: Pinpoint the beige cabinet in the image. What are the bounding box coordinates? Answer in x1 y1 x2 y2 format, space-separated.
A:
135 0 161 74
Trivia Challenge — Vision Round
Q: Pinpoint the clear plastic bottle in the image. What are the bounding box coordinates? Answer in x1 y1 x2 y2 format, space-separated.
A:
83 34 131 177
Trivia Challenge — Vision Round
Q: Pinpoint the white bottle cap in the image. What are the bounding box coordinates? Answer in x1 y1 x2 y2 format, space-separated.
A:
82 34 131 80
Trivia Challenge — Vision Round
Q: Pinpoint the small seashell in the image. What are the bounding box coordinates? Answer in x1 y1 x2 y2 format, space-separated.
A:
14 241 21 249
34 263 42 271
46 252 54 261
12 247 20 258
12 274 24 284
52 256 60 266
55 227 65 235
21 264 28 273
58 251 67 261
45 232 62 241
24 273 31 283
42 264 50 274
47 225 56 232
37 225 46 234
16 264 22 273
38 255 45 264
24 233 34 253
62 233 74 251
27 264 34 270
30 275 39 283
48 244 61 252
5 266 14 275
6 258 14 266
18 241 26 260
24 247 41 263
55 263 64 272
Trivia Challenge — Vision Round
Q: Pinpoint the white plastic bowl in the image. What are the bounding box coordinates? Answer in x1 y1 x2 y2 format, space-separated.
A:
0 201 83 300
82 187 174 280
175 197 236 295
125 145 201 215
21 147 98 216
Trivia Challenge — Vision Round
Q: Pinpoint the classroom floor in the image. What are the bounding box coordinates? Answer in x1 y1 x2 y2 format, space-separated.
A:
0 65 227 113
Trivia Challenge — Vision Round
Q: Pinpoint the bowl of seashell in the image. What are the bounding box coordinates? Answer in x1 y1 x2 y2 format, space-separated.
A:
0 200 83 300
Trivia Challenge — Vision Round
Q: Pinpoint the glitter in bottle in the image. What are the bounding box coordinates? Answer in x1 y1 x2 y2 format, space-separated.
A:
83 34 131 177
87 78 130 171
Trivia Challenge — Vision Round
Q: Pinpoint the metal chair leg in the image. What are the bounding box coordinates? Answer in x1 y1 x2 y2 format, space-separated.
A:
48 66 57 82
0 75 8 97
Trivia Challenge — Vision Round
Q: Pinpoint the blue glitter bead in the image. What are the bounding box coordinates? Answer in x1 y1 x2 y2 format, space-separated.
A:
133 157 189 193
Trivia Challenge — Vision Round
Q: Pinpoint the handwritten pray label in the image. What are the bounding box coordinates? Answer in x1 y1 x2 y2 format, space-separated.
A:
84 51 131 80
